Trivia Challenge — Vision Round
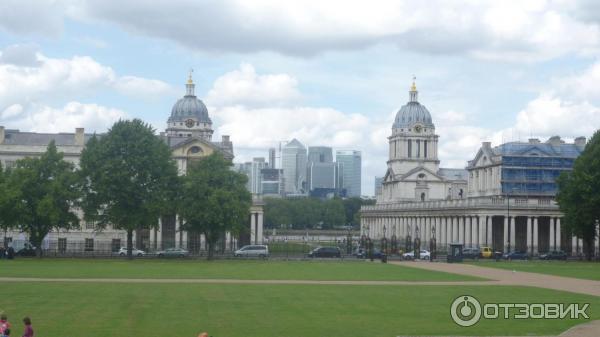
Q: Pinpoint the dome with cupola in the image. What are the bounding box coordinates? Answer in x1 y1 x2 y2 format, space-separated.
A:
392 80 434 130
168 73 212 124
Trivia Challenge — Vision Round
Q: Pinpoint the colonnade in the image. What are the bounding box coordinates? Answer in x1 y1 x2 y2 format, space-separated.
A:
361 214 590 256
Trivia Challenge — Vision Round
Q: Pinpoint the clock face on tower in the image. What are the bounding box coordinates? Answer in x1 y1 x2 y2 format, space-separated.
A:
185 119 195 128
414 125 422 133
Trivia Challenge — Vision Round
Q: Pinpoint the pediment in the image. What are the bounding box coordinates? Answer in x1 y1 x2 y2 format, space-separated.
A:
470 146 497 167
516 145 554 157
400 166 444 182
170 137 224 159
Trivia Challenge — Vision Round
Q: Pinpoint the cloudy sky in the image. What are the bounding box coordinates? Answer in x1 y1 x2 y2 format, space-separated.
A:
1 0 600 195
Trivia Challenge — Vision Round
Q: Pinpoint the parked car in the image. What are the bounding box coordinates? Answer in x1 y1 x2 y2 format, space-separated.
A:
480 246 493 258
539 250 568 260
234 245 269 258
355 248 384 259
402 249 431 260
118 247 145 257
16 245 37 257
156 247 189 258
462 248 480 259
308 246 341 258
503 251 529 260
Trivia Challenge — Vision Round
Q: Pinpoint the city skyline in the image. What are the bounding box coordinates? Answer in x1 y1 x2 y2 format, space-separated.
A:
2 2 600 196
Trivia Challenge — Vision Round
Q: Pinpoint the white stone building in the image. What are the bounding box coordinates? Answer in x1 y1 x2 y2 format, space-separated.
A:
362 81 594 256
0 74 264 254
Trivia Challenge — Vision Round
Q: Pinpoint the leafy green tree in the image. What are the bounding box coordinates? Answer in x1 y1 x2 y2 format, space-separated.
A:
179 153 251 259
264 198 292 228
557 130 600 260
79 119 179 258
321 198 346 229
2 141 80 256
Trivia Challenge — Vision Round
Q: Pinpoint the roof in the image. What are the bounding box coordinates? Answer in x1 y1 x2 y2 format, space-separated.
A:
1 130 98 146
393 101 435 129
437 168 468 181
492 142 582 158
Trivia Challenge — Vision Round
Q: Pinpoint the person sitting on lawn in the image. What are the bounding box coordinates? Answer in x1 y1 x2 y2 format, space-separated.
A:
21 317 32 337
0 314 10 335
3 328 10 337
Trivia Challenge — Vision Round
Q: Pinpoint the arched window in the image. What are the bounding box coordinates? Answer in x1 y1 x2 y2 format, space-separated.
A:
187 146 203 155
421 193 426 201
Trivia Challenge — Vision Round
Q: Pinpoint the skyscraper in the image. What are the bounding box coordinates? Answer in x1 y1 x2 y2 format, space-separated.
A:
336 150 362 197
268 147 277 168
282 139 307 195
307 146 333 164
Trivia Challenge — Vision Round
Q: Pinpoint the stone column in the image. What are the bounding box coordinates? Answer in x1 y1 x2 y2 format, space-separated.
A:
425 217 431 245
250 212 257 244
533 217 539 255
478 216 485 248
572 236 577 255
549 218 555 252
509 217 515 253
556 218 561 251
527 217 532 255
503 216 509 253
471 216 478 247
464 217 470 247
257 211 264 244
486 216 492 246
447 217 452 245
175 215 181 248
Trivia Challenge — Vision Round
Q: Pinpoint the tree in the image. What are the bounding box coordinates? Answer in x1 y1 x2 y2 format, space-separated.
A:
321 198 346 229
80 119 179 258
556 130 600 260
2 141 80 256
179 153 251 259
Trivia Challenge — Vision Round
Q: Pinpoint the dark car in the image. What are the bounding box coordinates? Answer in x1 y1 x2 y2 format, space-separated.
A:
308 246 341 258
16 247 36 257
462 248 480 259
503 251 529 260
539 250 568 260
355 248 383 259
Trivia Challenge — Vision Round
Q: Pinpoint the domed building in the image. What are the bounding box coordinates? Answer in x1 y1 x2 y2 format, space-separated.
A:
161 72 234 174
380 80 467 203
0 71 264 255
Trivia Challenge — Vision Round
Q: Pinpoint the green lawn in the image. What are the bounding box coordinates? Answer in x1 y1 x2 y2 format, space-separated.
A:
469 260 600 280
0 283 596 337
0 259 482 281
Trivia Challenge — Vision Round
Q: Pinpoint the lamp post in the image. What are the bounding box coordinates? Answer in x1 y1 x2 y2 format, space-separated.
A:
506 192 511 254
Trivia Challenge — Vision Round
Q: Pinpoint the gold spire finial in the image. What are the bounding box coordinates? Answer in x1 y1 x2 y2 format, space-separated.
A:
187 68 194 84
410 75 417 91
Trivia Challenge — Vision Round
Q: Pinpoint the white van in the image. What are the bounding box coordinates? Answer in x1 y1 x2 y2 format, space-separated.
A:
234 245 269 258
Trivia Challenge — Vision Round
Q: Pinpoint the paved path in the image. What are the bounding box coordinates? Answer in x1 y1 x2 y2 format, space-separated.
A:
393 261 600 297
0 276 497 286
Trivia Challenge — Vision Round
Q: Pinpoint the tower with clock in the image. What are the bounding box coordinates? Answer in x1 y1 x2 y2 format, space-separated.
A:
379 79 466 202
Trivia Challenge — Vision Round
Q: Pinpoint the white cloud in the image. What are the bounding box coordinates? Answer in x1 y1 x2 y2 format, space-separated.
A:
113 76 175 98
0 0 66 37
0 44 41 67
206 63 301 107
2 101 127 133
59 0 599 61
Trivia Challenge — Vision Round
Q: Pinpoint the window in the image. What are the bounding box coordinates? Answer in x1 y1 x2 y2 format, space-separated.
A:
408 140 412 158
111 239 121 252
85 238 94 252
424 140 428 158
58 238 67 254
420 193 425 201
85 221 95 230
416 140 421 158
4 161 15 169
418 173 426 179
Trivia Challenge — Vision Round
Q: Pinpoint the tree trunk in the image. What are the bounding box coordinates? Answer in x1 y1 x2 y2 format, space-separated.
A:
127 229 133 259
29 230 45 258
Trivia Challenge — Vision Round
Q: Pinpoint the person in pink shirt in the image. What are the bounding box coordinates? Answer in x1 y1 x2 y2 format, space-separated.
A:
21 318 32 337
0 314 11 335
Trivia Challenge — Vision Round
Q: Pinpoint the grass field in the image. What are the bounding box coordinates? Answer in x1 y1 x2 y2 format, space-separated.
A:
0 259 482 281
0 259 596 337
0 282 597 337
469 259 600 281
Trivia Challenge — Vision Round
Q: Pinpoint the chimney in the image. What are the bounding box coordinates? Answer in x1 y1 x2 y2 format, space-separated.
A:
528 138 540 144
575 136 587 149
222 135 230 144
0 126 4 144
546 136 563 146
75 128 85 146
482 141 491 148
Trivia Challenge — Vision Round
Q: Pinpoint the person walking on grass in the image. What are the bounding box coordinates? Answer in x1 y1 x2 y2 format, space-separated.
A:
21 318 32 337
0 314 10 335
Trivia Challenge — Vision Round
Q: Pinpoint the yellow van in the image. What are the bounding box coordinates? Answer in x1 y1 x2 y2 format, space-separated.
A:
480 246 493 258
